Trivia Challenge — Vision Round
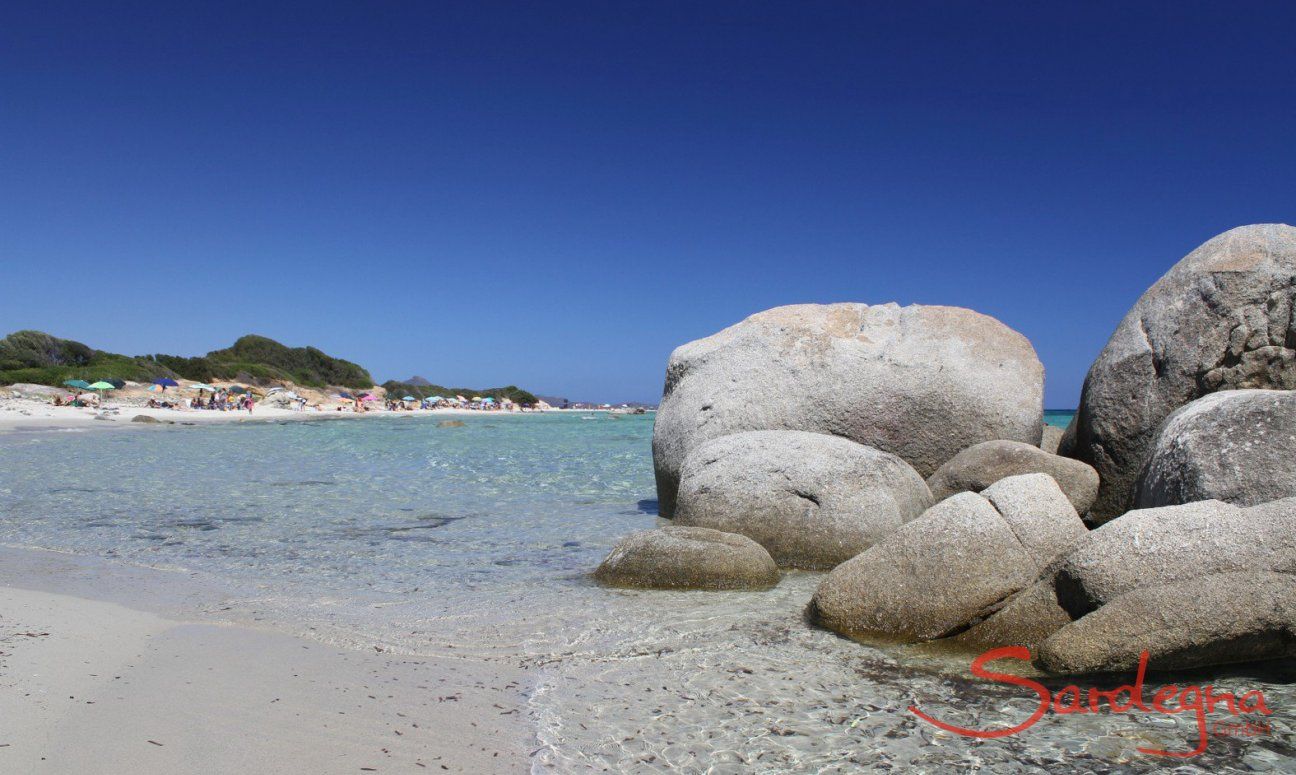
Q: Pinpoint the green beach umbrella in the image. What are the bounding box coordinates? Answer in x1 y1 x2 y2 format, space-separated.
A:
87 381 116 391
63 379 92 390
402 395 416 401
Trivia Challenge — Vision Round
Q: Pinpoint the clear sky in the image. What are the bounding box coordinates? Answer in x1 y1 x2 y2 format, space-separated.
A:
3 2 1293 405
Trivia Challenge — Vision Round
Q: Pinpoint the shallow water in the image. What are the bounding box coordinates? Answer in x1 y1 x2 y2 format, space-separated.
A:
0 414 1290 773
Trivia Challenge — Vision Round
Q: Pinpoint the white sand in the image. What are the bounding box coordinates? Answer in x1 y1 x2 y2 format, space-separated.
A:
0 582 532 773
0 396 563 434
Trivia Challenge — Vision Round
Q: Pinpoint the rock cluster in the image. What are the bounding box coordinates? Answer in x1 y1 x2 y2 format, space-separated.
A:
1061 223 1296 522
673 430 932 570
599 225 1296 675
651 302 1044 517
810 474 1084 641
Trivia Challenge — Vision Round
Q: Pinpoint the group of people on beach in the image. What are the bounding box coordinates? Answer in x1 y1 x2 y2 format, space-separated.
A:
180 388 254 413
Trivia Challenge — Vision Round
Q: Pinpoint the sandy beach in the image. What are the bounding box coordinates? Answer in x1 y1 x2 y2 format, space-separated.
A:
0 547 533 774
0 395 579 435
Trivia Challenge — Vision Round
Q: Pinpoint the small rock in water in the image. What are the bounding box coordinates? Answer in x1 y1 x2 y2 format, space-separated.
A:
594 526 779 590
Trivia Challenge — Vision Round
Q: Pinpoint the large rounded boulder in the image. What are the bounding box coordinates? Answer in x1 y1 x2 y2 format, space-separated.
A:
1062 224 1296 522
1053 497 1296 618
673 430 933 570
1039 572 1296 674
1135 389 1296 508
926 439 1099 514
811 474 1085 642
652 303 1044 517
593 526 779 590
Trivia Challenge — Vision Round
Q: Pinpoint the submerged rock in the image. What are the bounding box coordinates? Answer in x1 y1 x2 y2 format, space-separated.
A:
437 420 466 428
810 474 1084 642
1062 224 1296 522
1053 497 1296 619
673 430 932 570
1135 389 1296 508
926 440 1099 515
1039 572 1296 674
593 526 779 590
651 302 1043 517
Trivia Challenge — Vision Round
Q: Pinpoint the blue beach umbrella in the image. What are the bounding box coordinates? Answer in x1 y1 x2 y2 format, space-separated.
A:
338 391 354 399
154 378 179 387
402 396 416 401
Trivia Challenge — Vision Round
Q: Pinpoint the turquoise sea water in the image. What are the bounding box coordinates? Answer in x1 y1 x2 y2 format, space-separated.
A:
1043 409 1075 428
0 414 1289 773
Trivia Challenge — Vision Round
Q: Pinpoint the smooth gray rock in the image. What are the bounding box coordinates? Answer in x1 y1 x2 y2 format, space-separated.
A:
131 414 162 424
811 475 1084 642
927 440 1099 514
1040 425 1064 455
673 430 933 570
1062 224 1296 522
1039 572 1296 674
652 303 1044 517
1053 497 1296 618
593 526 779 590
1136 389 1296 508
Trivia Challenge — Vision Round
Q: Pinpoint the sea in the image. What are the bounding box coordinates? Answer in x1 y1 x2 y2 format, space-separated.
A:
0 413 1289 773
1043 410 1075 429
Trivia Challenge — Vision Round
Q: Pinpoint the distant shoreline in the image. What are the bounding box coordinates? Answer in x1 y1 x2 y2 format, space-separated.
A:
0 397 626 435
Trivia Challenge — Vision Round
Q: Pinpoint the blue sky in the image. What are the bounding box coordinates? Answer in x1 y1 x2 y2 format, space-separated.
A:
2 2 1293 405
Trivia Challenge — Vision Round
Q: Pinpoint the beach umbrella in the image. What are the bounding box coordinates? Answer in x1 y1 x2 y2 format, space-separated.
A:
106 378 126 389
63 379 92 390
338 391 354 399
482 397 495 403
267 386 286 395
360 394 378 402
455 395 467 402
428 395 444 402
87 381 115 391
147 384 163 393
153 378 179 387
228 386 249 394
402 396 416 401
189 383 216 391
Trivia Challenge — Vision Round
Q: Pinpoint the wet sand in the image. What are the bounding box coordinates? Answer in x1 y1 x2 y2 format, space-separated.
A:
0 549 533 774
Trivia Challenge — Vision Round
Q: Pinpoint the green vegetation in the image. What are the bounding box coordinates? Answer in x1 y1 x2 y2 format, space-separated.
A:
0 330 371 389
0 331 540 403
0 330 176 386
200 335 372 389
381 380 539 406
